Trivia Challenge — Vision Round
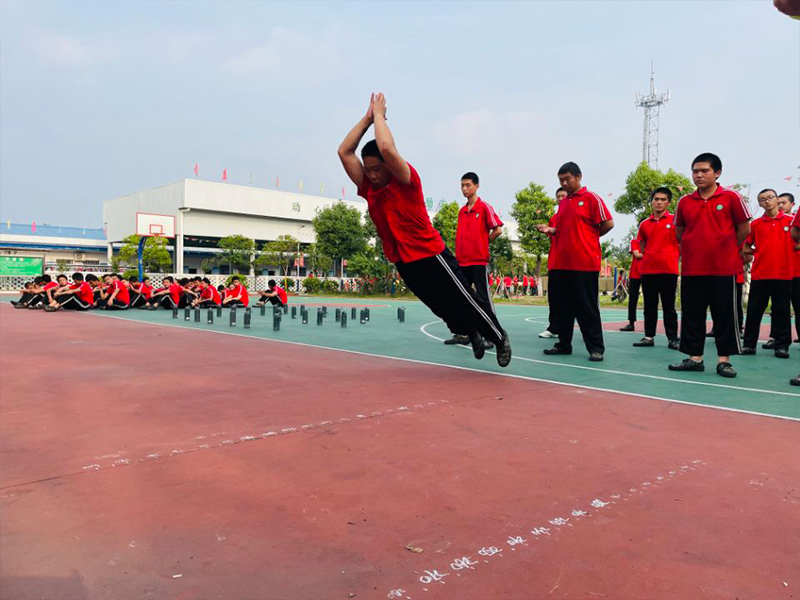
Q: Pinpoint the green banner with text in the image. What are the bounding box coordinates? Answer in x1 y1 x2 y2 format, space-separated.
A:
0 256 43 276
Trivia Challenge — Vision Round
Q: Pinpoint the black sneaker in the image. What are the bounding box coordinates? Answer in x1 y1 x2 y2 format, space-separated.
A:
43 305 58 312
544 346 572 356
444 335 469 345
619 323 635 332
495 330 511 367
589 352 604 362
762 340 776 350
775 349 790 359
716 362 737 378
791 375 800 386
706 330 715 338
10 301 18 307
470 333 485 360
669 358 704 372
633 337 654 347
483 340 495 350
741 347 756 355
668 339 680 351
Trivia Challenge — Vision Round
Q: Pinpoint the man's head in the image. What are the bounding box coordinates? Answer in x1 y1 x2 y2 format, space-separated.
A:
268 279 277 289
557 162 583 195
86 274 99 286
163 276 174 285
111 273 121 281
72 272 84 282
24 281 33 290
57 274 68 285
361 140 392 188
42 274 52 283
757 188 779 212
34 276 45 285
555 187 567 203
691 153 722 190
102 274 112 284
461 172 480 199
202 277 211 287
778 192 795 215
217 284 225 292
231 276 240 286
143 277 150 285
650 187 673 214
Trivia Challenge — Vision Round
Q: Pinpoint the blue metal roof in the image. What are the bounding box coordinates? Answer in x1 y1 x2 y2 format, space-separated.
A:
1 222 106 240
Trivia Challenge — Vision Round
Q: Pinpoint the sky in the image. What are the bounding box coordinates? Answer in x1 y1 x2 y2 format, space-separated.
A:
1 0 798 243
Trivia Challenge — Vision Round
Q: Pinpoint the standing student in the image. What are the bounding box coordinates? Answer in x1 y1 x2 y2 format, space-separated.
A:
631 187 680 349
258 279 289 307
620 240 642 332
774 192 800 344
337 93 511 366
740 189 792 358
540 187 568 338
535 163 614 361
444 172 503 346
669 153 751 378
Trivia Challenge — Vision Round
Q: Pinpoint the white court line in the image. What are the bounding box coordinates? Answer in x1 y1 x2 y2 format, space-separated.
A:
419 321 800 402
71 307 800 422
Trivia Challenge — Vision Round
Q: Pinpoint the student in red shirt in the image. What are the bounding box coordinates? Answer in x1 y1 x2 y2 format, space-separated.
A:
770 192 800 345
222 276 248 307
146 276 182 309
740 189 792 357
129 276 153 308
337 93 511 366
535 163 614 361
45 273 93 311
257 279 289 308
193 278 222 307
620 237 642 332
631 187 680 349
12 276 45 308
669 153 751 378
103 273 130 310
540 187 568 339
445 172 504 347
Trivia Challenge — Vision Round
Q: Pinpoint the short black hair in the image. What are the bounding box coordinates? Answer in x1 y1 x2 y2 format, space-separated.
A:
86 274 99 282
555 187 566 194
461 172 479 185
57 274 68 281
72 273 84 281
779 192 796 204
361 140 384 162
179 278 189 285
42 274 52 283
202 277 211 284
193 276 202 281
651 187 673 201
692 153 722 172
34 276 45 284
128 275 139 282
217 284 225 291
143 276 150 282
231 276 240 282
557 162 582 177
268 279 276 287
757 188 778 199
111 273 121 279
163 276 174 283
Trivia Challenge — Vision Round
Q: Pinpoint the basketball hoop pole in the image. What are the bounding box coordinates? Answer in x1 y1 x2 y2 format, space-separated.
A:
137 237 147 281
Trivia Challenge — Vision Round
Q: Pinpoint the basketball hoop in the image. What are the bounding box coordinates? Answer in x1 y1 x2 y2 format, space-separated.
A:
135 213 176 280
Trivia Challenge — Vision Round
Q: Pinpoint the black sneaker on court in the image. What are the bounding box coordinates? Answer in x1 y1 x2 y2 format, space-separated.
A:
633 337 654 347
791 375 800 386
762 339 776 350
619 323 635 332
588 352 604 362
669 358 704 372
444 335 466 345
544 346 572 356
470 333 485 360
668 339 680 351
716 362 737 378
775 349 790 359
496 330 512 367
741 347 756 355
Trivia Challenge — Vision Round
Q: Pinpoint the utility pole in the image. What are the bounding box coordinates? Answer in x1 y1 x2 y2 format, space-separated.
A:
635 62 670 169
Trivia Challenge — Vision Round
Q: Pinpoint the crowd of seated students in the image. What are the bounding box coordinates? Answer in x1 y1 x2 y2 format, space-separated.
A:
12 274 288 312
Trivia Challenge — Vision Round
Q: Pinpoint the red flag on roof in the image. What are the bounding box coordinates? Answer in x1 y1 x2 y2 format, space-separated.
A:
342 186 346 198
276 176 280 189
221 168 227 181
785 176 793 181
193 163 199 177
31 221 36 233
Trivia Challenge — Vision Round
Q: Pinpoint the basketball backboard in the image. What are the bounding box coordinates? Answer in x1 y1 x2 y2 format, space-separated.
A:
136 212 175 238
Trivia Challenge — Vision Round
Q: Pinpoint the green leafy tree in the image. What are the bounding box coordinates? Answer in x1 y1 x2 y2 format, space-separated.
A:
431 201 460 252
304 243 334 276
256 235 300 276
312 202 368 276
362 217 390 269
613 161 694 222
347 247 392 280
118 235 173 272
489 234 513 272
510 182 556 276
213 234 256 274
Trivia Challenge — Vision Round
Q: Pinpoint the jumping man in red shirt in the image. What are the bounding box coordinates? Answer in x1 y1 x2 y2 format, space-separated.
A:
337 93 511 366
444 172 503 347
740 189 793 358
631 187 680 349
669 153 751 378
535 163 614 361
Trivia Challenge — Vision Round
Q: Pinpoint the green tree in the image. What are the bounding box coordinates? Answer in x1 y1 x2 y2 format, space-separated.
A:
214 234 255 274
304 243 334 276
347 247 392 280
489 234 513 272
312 202 368 276
613 161 694 222
510 182 556 276
431 201 460 252
118 235 173 272
256 235 300 276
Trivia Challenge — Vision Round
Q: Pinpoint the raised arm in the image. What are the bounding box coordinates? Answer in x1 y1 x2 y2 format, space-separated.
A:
371 93 411 185
337 96 374 187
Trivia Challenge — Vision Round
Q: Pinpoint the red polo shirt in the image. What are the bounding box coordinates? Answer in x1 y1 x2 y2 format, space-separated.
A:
504 276 512 287
167 283 182 304
68 282 94 304
358 163 445 264
113 280 130 304
745 212 794 281
634 211 680 275
230 283 249 305
43 281 59 291
201 285 221 305
675 185 751 276
274 285 288 305
140 283 153 299
455 197 503 266
548 187 612 272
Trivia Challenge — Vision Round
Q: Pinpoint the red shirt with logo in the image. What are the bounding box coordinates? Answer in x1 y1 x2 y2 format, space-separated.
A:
633 212 680 275
675 185 751 276
112 280 130 304
455 197 503 266
70 282 94 304
549 187 613 272
230 283 249 305
140 283 153 299
358 163 445 264
201 285 221 305
745 212 794 281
